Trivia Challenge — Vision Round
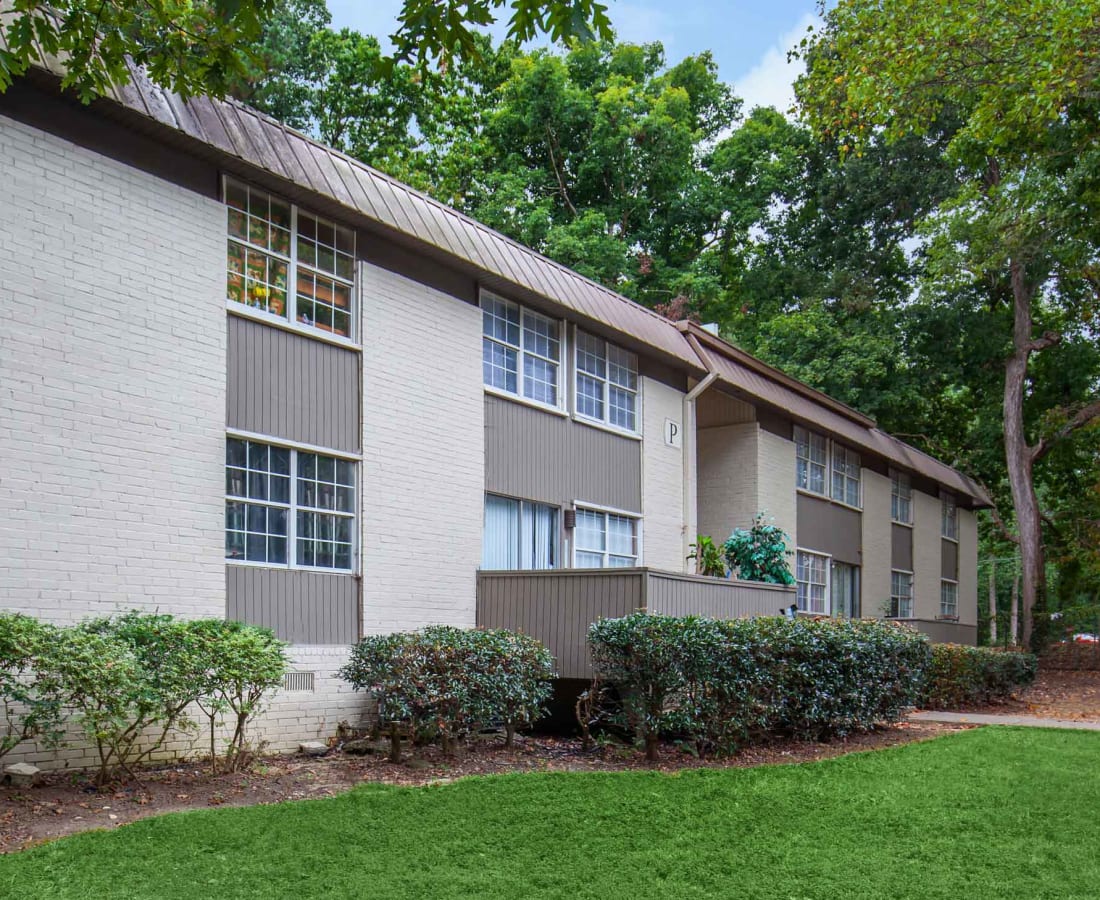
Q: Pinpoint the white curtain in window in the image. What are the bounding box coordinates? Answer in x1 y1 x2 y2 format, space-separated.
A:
483 496 519 569
522 502 557 569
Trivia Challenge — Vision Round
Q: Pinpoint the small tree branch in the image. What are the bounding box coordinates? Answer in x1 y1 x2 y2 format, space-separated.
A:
1032 400 1100 462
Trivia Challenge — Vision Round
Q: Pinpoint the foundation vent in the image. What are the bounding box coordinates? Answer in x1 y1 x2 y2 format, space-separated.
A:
282 672 316 692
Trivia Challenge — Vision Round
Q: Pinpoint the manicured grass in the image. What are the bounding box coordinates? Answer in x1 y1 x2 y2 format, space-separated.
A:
2 728 1099 899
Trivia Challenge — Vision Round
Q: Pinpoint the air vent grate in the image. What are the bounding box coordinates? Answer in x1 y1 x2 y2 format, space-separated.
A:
282 672 315 692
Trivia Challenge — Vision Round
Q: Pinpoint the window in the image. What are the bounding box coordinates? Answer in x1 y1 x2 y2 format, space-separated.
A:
482 495 559 570
890 570 913 618
226 437 355 571
575 508 639 568
941 492 958 540
482 294 561 406
831 444 861 508
796 550 829 614
940 580 959 618
891 470 912 524
575 331 639 432
795 426 827 495
226 179 355 339
831 562 861 618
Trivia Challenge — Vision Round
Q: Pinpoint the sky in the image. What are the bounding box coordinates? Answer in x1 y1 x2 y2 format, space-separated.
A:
325 0 821 116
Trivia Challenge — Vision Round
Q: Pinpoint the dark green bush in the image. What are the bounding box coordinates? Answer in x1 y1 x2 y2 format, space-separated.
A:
924 644 1038 709
339 626 555 760
0 613 63 760
721 514 795 585
588 613 931 757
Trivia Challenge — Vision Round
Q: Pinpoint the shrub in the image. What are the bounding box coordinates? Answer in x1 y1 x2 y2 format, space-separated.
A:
340 626 555 760
687 536 726 578
721 514 795 585
0 613 63 760
588 613 931 758
924 644 1038 709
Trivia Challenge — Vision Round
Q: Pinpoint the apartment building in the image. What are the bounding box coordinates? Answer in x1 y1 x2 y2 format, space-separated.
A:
0 62 989 761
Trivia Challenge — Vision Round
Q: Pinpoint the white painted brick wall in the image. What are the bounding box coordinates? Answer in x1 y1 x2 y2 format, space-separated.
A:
0 114 226 624
912 489 942 620
360 262 483 633
641 377 685 571
757 429 797 554
958 509 978 626
697 423 758 543
861 469 892 618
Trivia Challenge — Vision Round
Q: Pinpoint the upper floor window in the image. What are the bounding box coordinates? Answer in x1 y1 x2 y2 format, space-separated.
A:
226 179 355 339
796 550 829 614
940 579 958 618
575 331 639 432
831 444 861 507
575 507 639 568
941 492 958 540
482 494 559 570
481 294 561 407
226 437 356 572
891 470 912 524
890 570 913 618
795 426 827 495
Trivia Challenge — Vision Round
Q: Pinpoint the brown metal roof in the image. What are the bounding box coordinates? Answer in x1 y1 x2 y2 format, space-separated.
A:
6 41 987 504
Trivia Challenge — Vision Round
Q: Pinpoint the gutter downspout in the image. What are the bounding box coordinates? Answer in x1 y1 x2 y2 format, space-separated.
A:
681 330 719 571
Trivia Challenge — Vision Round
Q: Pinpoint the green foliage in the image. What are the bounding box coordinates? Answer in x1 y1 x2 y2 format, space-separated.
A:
924 644 1038 709
340 627 555 759
721 513 795 585
0 613 63 760
587 613 930 758
686 536 726 578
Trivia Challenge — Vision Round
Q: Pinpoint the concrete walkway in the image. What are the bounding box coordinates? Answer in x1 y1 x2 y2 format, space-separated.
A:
911 710 1100 731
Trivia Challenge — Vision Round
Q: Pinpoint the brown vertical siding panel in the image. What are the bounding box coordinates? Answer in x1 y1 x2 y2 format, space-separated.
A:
226 566 358 643
941 539 958 580
892 524 914 571
795 494 862 565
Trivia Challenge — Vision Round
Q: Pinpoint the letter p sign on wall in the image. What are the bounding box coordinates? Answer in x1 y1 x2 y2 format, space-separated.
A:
664 419 682 449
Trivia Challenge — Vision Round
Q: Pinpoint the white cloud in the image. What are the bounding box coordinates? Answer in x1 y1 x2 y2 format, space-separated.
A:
733 11 820 117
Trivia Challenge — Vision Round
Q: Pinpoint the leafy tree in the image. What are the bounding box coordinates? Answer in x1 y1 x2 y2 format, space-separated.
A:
797 0 1100 648
721 514 795 586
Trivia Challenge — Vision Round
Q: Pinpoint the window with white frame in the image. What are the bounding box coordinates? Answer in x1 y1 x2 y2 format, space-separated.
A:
831 443 861 508
481 294 561 406
575 331 639 432
574 508 639 568
890 570 913 618
941 492 958 540
226 437 356 571
940 579 958 618
796 550 829 614
226 179 355 339
795 426 827 495
482 495 559 570
891 469 912 524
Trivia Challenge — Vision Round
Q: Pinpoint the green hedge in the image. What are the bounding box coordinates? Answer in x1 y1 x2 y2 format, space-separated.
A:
340 626 555 760
924 643 1038 709
588 614 931 758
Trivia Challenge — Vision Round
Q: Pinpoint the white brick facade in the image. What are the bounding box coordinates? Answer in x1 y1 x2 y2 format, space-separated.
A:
861 469 893 617
360 262 483 633
756 429 797 553
697 423 758 543
641 377 686 571
912 489 942 620
0 114 226 624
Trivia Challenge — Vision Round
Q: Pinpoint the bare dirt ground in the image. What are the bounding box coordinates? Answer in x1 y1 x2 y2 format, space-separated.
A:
0 721 967 853
959 668 1100 721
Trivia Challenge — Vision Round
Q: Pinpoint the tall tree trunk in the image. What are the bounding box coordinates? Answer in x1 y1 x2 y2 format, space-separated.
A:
988 563 997 646
1010 565 1019 646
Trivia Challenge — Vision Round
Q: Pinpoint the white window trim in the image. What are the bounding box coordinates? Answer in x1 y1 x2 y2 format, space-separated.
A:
482 492 562 571
480 290 566 412
794 426 828 498
889 569 915 619
225 433 358 574
830 443 862 509
573 327 642 436
830 560 861 619
794 426 864 511
571 501 643 569
890 468 913 526
941 491 959 542
939 578 959 619
224 176 358 344
795 547 832 615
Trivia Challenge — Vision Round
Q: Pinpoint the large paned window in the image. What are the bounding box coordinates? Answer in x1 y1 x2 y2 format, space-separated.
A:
940 580 958 618
831 562 861 618
226 437 356 571
226 179 355 339
796 550 829 614
575 508 639 568
482 495 559 570
481 294 561 406
575 331 639 432
941 492 958 540
891 469 912 524
831 444 861 507
890 570 913 618
795 426 828 495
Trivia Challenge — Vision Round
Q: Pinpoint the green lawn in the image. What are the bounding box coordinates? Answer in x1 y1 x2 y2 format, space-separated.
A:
2 728 1098 899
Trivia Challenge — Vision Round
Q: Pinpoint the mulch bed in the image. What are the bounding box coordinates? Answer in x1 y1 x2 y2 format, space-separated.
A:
951 668 1100 721
0 721 968 853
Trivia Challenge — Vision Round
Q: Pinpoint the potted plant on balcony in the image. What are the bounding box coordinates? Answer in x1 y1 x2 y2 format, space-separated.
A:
721 513 795 585
687 536 726 577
